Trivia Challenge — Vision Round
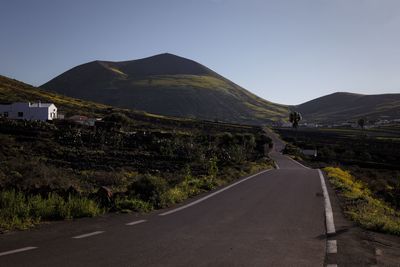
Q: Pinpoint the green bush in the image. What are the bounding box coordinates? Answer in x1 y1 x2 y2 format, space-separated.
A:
282 144 301 156
102 112 132 125
0 190 35 230
161 187 188 206
114 196 153 213
0 190 102 232
128 174 168 207
62 195 102 219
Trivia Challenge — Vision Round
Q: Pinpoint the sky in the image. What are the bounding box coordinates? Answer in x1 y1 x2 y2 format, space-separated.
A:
0 0 399 105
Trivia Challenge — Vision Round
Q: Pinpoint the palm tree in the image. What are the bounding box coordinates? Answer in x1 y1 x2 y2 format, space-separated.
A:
289 111 302 129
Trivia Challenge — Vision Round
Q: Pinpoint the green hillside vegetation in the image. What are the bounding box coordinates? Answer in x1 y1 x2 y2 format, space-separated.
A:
0 75 273 232
324 167 400 235
295 92 400 123
41 53 289 124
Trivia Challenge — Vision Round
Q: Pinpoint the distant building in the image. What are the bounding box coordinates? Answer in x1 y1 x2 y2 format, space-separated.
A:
302 149 317 157
0 102 57 121
68 115 100 126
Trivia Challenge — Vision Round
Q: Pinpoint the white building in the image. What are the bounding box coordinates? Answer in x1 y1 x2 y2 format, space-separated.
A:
0 102 57 121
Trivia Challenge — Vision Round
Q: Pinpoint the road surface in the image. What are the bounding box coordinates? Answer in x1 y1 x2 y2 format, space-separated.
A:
0 131 330 266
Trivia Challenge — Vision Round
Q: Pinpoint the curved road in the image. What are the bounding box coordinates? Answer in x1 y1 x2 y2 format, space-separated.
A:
0 132 329 266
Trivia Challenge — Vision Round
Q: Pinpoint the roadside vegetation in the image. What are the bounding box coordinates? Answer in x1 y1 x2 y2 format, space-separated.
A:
324 167 400 235
0 190 102 230
0 116 272 232
275 126 400 235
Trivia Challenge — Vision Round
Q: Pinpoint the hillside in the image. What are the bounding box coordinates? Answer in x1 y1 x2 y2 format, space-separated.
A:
41 53 289 124
0 74 274 231
295 92 400 123
0 75 110 117
0 74 273 132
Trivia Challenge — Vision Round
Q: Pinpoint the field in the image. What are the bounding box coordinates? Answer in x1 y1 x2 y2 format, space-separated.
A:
0 116 272 232
275 126 400 234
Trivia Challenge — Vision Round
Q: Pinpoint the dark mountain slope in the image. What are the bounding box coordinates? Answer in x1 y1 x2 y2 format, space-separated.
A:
41 53 288 124
295 92 400 122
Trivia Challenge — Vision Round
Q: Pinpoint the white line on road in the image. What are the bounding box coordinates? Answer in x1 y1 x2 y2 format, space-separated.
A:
318 169 336 235
326 264 338 267
72 231 104 239
125 219 147 226
327 240 337 254
0 247 38 257
275 162 280 169
285 156 311 169
159 169 272 216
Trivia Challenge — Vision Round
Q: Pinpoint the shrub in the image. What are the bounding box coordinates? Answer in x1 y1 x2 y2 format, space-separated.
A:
318 146 336 161
0 190 35 230
282 144 301 157
324 167 400 235
161 187 188 206
128 174 168 207
0 190 102 232
114 196 153 213
102 112 132 125
1 160 76 193
62 195 102 219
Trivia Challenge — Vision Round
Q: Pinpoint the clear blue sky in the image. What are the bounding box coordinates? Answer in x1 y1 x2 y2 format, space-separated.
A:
1 0 399 105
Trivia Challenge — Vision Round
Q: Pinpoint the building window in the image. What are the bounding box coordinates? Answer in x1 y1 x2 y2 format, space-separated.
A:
3 112 8 117
18 112 23 117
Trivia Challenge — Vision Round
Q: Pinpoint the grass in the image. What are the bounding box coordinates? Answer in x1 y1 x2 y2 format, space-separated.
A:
131 75 233 92
0 190 103 232
324 167 400 235
114 197 153 213
113 160 273 214
128 74 289 122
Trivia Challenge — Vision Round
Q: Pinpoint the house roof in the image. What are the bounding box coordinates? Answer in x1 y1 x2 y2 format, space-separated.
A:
28 103 54 108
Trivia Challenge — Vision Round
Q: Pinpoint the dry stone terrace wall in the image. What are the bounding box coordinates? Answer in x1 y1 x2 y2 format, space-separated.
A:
0 118 272 193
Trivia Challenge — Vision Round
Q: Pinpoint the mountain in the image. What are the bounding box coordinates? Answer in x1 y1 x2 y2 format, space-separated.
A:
295 92 400 122
0 74 270 132
41 53 289 124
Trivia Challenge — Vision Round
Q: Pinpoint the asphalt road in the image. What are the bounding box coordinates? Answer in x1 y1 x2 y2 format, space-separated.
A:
0 132 328 266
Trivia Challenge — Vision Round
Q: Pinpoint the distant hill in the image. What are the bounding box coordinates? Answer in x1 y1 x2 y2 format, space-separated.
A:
295 92 400 123
0 75 110 116
41 53 288 124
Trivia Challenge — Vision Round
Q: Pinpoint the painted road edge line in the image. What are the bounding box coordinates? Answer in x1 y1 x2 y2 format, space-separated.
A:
72 231 104 239
327 240 337 254
286 156 310 169
318 169 336 235
0 247 37 257
274 162 280 169
126 219 147 226
159 169 272 216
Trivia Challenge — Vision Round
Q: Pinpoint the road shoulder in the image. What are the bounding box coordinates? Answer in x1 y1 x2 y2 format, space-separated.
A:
325 171 400 266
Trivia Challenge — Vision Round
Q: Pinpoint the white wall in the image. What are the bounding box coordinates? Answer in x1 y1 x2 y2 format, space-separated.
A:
0 103 57 121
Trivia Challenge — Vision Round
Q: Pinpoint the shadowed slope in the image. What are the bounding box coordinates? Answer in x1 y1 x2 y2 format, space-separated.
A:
295 92 400 122
41 53 288 124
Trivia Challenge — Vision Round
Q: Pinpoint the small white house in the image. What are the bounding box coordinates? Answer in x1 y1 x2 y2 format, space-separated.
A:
302 149 318 157
0 102 57 121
